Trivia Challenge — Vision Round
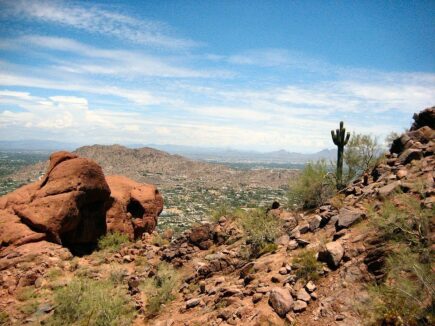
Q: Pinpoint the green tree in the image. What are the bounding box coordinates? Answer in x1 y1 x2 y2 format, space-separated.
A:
343 133 381 183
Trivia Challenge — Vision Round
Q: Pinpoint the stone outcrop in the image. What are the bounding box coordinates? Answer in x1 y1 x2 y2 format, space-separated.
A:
0 151 163 255
105 175 163 240
0 151 111 252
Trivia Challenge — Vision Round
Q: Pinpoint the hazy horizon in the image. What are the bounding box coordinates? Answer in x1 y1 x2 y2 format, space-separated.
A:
1 1 434 152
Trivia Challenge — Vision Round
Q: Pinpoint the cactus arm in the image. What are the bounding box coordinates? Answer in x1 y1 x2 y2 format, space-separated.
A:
344 132 350 145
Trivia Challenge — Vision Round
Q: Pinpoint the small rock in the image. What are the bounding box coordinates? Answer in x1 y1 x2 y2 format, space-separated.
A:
396 169 408 179
287 240 298 251
293 300 307 312
268 287 294 317
186 298 200 309
309 215 323 232
296 288 311 302
318 242 344 269
336 208 364 230
252 293 263 303
279 267 288 275
298 223 310 234
305 281 316 292
335 314 345 321
123 255 133 263
378 181 401 197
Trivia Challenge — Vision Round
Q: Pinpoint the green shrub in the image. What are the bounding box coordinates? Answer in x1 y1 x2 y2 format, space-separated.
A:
141 262 180 316
292 249 323 281
151 233 169 247
238 208 283 258
362 194 434 325
368 194 432 248
109 265 127 285
209 203 233 222
362 248 434 325
343 133 381 183
16 287 36 302
48 277 135 326
98 231 130 251
288 160 335 209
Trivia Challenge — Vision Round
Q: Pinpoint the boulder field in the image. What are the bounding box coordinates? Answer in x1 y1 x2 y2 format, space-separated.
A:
0 151 163 255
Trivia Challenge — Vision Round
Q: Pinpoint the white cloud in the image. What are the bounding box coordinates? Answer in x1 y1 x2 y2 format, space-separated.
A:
1 35 233 79
0 0 197 49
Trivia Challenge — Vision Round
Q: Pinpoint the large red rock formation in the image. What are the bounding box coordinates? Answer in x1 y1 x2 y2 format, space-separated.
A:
0 151 163 254
0 151 111 252
105 175 163 239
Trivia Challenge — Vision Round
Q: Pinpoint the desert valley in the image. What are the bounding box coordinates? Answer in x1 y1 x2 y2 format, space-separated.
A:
1 1 434 325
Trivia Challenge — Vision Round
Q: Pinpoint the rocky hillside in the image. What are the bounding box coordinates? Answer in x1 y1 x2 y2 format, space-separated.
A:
11 145 298 190
0 107 433 326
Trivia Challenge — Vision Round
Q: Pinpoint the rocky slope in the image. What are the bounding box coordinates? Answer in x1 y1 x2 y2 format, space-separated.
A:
0 107 433 326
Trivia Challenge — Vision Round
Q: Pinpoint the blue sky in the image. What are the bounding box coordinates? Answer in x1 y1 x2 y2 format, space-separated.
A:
0 0 434 152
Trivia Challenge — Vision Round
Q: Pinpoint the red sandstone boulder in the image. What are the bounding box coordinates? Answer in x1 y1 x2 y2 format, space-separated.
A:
105 175 163 239
0 151 111 252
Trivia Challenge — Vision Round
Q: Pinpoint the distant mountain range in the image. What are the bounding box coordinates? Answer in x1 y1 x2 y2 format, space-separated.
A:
0 140 336 164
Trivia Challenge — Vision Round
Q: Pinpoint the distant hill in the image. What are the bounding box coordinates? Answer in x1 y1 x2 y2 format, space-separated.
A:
10 145 299 189
146 144 337 164
0 140 335 164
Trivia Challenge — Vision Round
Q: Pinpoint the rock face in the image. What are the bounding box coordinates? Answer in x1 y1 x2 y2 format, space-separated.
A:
105 175 163 239
0 151 163 254
0 151 111 252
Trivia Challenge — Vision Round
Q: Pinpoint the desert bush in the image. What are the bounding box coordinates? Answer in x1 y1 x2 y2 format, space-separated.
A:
237 208 283 258
151 233 169 247
362 194 434 325
0 311 10 325
98 231 130 251
368 194 432 248
209 203 233 222
109 265 127 285
288 160 335 209
292 249 323 281
141 262 180 316
344 133 381 183
48 277 135 326
362 248 434 325
16 287 36 302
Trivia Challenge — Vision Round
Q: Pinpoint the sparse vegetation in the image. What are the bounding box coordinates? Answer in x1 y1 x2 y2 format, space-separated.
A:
48 277 135 326
288 160 335 209
237 208 283 258
109 265 127 285
362 194 434 325
141 262 180 317
0 311 10 325
292 249 323 281
151 233 169 247
368 194 432 247
98 231 130 251
344 132 381 184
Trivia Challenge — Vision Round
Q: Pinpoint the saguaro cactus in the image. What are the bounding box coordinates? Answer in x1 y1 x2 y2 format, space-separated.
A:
331 121 350 189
